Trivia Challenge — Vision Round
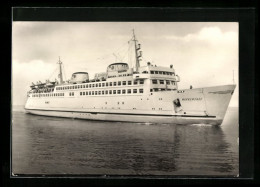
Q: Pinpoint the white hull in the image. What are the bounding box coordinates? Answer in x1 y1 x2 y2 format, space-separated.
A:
25 109 222 125
25 84 236 125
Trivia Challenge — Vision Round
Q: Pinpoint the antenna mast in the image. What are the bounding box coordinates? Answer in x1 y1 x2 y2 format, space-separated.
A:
57 56 63 84
132 29 142 71
232 70 235 84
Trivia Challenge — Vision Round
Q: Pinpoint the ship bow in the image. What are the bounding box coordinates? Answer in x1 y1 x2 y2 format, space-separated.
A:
203 84 236 123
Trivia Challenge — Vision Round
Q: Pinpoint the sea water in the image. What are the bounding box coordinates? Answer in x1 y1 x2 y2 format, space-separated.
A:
12 106 238 176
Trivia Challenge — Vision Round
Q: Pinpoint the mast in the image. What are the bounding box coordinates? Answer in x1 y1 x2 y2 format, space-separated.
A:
232 70 235 84
57 56 63 84
132 29 142 71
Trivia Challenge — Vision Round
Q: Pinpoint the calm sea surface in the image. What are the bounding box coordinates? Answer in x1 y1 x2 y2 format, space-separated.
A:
12 106 238 176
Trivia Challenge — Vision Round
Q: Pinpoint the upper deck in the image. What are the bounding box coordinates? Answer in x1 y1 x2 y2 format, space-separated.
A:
28 31 180 97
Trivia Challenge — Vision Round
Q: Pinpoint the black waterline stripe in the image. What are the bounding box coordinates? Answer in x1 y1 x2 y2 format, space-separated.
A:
25 108 216 118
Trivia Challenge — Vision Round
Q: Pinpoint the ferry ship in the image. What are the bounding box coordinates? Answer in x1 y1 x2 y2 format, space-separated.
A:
24 30 236 125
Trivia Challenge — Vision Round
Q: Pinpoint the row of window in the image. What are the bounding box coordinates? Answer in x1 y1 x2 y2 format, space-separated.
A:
108 73 132 78
32 88 54 93
152 80 176 85
80 89 144 96
104 70 174 79
32 88 144 98
56 80 144 91
150 71 174 75
32 93 64 97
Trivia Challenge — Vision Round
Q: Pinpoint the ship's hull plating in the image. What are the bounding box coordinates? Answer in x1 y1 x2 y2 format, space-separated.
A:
25 109 222 125
24 84 236 125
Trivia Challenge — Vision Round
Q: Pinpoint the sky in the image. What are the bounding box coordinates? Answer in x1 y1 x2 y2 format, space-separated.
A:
12 22 238 106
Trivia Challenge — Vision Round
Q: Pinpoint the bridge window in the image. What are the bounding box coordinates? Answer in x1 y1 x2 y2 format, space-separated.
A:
152 80 157 84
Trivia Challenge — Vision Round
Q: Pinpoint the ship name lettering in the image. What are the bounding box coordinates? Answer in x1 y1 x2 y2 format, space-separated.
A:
182 98 202 101
118 70 127 73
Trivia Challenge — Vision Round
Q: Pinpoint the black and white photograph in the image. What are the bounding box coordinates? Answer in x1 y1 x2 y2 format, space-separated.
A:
11 21 239 177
